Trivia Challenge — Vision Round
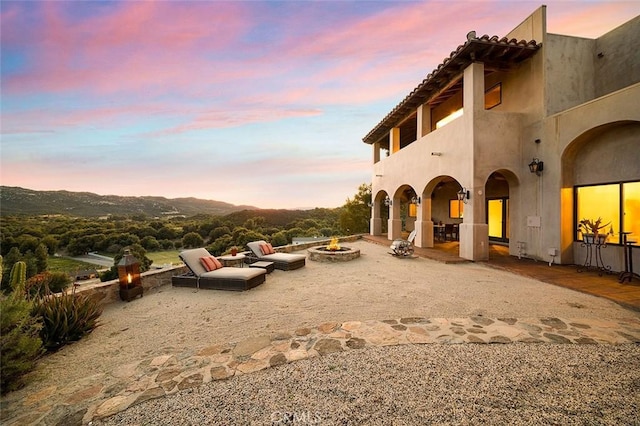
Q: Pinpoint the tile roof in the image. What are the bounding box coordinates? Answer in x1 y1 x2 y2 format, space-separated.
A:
362 34 541 145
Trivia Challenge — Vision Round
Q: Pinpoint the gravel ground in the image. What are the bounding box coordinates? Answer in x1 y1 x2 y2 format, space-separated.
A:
94 343 640 425
9 240 637 425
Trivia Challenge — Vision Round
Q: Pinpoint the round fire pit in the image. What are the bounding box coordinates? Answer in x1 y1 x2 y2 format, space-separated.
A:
308 246 360 262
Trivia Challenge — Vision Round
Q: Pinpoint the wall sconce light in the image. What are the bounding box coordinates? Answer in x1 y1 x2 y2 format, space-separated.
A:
117 249 143 302
411 196 421 205
384 196 392 206
528 158 544 176
457 188 469 204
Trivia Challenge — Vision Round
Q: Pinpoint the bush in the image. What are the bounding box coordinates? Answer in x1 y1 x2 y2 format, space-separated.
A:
33 287 103 351
100 266 118 282
25 271 71 298
0 294 43 394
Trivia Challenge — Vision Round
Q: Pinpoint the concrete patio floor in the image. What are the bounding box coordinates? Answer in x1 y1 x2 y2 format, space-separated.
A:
363 235 640 312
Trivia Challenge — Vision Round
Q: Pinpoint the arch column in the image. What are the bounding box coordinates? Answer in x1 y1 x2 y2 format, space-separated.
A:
414 197 434 248
388 199 402 240
370 202 382 236
458 62 489 261
459 187 489 261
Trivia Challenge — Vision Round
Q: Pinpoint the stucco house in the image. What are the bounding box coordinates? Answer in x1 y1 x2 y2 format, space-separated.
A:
365 6 639 271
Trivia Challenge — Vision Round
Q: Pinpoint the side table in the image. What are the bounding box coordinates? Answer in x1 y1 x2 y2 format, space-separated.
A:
219 254 246 268
577 237 611 276
619 232 639 283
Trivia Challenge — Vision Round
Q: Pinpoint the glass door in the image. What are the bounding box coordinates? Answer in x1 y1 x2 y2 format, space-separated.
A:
487 198 509 242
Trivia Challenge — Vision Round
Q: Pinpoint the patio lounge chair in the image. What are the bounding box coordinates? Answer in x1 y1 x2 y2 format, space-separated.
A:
172 248 266 291
390 230 417 257
246 240 306 271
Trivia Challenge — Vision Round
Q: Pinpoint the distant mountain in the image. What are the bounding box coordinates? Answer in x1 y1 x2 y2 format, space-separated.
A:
0 186 258 217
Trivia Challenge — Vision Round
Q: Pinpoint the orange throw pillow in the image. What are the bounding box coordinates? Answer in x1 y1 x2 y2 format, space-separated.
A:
200 256 223 271
260 243 275 255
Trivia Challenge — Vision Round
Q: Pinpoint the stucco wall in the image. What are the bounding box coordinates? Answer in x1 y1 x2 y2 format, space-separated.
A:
545 34 595 116
594 15 640 97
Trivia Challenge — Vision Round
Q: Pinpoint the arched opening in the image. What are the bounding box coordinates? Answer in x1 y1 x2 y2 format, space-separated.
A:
561 121 640 268
390 185 420 240
370 190 390 237
485 171 516 245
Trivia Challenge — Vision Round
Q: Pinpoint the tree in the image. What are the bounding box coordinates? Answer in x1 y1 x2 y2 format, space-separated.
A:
140 236 160 251
156 226 177 240
339 183 372 234
182 232 204 249
270 231 288 247
41 236 59 255
34 244 48 273
17 235 40 255
209 226 231 241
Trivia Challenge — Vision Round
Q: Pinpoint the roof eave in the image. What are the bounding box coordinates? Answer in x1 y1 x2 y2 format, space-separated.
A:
362 36 540 145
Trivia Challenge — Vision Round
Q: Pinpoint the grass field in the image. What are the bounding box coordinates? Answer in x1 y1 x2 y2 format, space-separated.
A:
147 250 181 266
48 257 99 274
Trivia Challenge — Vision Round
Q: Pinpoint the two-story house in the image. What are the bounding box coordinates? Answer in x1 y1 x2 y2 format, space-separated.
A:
364 6 639 270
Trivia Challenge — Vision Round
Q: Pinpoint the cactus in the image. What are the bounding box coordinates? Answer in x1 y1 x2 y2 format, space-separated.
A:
9 261 27 296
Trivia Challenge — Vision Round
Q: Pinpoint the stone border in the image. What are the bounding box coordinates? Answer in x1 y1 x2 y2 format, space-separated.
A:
307 246 361 262
3 316 638 425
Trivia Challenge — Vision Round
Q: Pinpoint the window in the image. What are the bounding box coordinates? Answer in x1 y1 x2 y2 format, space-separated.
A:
408 203 417 218
575 181 639 245
449 199 464 219
435 108 463 129
485 83 502 109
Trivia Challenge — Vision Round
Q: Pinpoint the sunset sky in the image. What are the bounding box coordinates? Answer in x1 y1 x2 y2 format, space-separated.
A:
2 1 638 209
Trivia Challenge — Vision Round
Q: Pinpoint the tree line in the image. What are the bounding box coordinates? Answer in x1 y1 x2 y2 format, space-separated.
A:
1 184 371 287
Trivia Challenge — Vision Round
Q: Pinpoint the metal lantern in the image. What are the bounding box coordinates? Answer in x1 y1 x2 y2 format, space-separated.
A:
117 249 143 302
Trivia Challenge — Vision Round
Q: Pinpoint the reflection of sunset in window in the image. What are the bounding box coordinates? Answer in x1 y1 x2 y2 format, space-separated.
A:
436 108 463 129
409 203 417 218
623 182 640 242
576 182 639 245
449 199 463 219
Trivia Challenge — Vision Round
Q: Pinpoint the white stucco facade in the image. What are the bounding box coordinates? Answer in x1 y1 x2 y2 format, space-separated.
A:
364 7 640 269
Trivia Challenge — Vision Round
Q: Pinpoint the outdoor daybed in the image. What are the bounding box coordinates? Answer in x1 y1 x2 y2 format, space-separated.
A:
173 248 266 291
246 240 306 271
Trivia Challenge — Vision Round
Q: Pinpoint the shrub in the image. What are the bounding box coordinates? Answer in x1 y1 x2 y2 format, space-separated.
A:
1 294 44 394
25 271 71 298
33 287 103 351
100 266 118 282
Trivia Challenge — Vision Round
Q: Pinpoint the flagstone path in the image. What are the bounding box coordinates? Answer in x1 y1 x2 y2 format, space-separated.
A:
2 316 639 425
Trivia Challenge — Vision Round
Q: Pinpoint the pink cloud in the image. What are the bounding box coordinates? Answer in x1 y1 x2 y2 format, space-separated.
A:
153 107 323 136
2 1 254 95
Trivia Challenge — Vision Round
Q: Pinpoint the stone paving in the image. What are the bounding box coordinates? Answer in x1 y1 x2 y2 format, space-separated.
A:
2 316 639 425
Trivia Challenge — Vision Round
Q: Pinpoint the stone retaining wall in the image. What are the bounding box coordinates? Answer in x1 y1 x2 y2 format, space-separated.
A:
79 235 363 306
79 265 188 306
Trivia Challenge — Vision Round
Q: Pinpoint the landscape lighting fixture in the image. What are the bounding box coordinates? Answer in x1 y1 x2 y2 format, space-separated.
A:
528 158 544 175
117 249 143 302
457 188 469 204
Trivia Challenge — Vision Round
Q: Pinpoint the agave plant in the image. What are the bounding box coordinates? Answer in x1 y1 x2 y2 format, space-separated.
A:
33 286 103 351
